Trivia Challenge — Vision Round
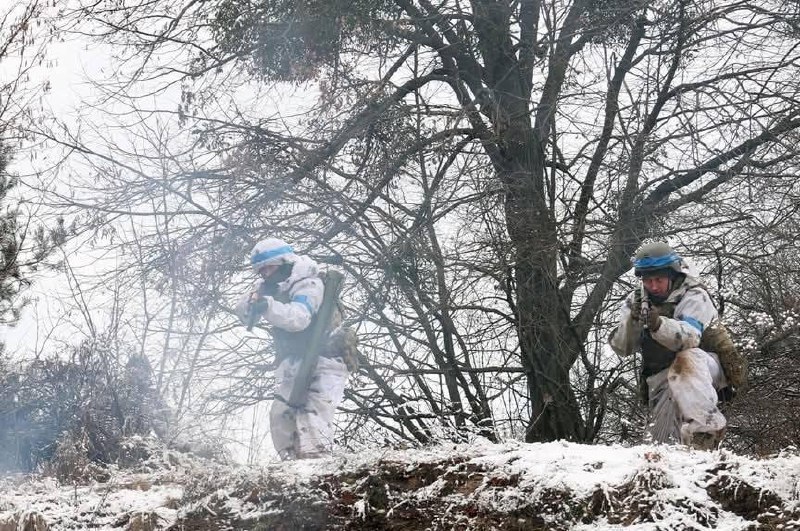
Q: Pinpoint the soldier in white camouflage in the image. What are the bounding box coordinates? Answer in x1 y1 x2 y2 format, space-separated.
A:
609 242 735 450
235 238 356 460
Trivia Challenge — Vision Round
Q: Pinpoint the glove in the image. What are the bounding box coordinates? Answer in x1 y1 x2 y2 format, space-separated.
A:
250 297 269 318
246 296 270 331
647 305 661 332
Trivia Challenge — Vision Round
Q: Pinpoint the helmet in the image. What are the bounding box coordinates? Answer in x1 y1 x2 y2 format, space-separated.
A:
250 237 295 271
632 241 682 277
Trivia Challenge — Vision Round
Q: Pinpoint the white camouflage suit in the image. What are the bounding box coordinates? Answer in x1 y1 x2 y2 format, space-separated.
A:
609 261 728 447
236 254 349 460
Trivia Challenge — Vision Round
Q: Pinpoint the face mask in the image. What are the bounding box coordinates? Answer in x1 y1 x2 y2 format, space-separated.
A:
261 262 293 293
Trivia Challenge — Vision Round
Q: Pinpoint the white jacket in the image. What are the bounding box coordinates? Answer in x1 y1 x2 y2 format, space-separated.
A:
236 255 324 332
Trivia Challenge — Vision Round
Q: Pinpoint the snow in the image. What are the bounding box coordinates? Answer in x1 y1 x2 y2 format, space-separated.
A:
0 439 797 530
0 474 182 529
274 439 799 529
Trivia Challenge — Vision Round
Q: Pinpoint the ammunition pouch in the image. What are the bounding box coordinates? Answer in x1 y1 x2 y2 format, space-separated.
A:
323 326 359 372
640 330 677 378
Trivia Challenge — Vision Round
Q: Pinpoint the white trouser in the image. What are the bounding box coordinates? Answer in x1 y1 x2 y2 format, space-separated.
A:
647 348 727 445
270 356 349 459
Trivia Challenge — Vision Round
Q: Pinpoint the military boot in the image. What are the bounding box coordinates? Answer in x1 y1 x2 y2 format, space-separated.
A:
689 428 726 451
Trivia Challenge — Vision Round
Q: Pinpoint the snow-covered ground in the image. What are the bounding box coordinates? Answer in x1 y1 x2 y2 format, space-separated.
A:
0 437 797 530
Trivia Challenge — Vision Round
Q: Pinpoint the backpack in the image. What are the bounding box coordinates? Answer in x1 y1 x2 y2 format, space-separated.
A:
318 270 360 373
699 321 747 389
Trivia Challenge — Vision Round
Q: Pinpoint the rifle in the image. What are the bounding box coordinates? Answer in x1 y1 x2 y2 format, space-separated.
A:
636 285 652 404
621 287 649 357
287 270 344 408
639 285 652 330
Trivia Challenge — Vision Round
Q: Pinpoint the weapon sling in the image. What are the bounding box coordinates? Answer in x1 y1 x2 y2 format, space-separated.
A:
287 270 343 408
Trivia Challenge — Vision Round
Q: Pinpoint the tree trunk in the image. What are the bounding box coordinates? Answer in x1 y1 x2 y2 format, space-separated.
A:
507 196 587 441
499 110 586 442
516 256 586 442
470 0 591 441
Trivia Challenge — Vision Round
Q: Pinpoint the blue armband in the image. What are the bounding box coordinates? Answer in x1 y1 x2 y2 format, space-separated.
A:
680 316 704 333
292 294 315 315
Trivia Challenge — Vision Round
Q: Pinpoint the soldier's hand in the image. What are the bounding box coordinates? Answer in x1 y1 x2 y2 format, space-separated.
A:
246 296 270 331
647 305 661 331
250 297 269 316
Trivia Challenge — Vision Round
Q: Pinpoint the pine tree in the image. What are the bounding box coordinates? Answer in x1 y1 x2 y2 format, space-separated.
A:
0 146 26 329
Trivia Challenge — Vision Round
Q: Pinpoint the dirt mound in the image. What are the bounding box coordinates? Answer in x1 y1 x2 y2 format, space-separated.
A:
170 445 800 530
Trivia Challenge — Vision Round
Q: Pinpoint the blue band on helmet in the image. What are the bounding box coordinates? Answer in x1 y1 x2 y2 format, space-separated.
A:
251 245 293 266
292 294 315 315
680 316 704 334
634 252 680 270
